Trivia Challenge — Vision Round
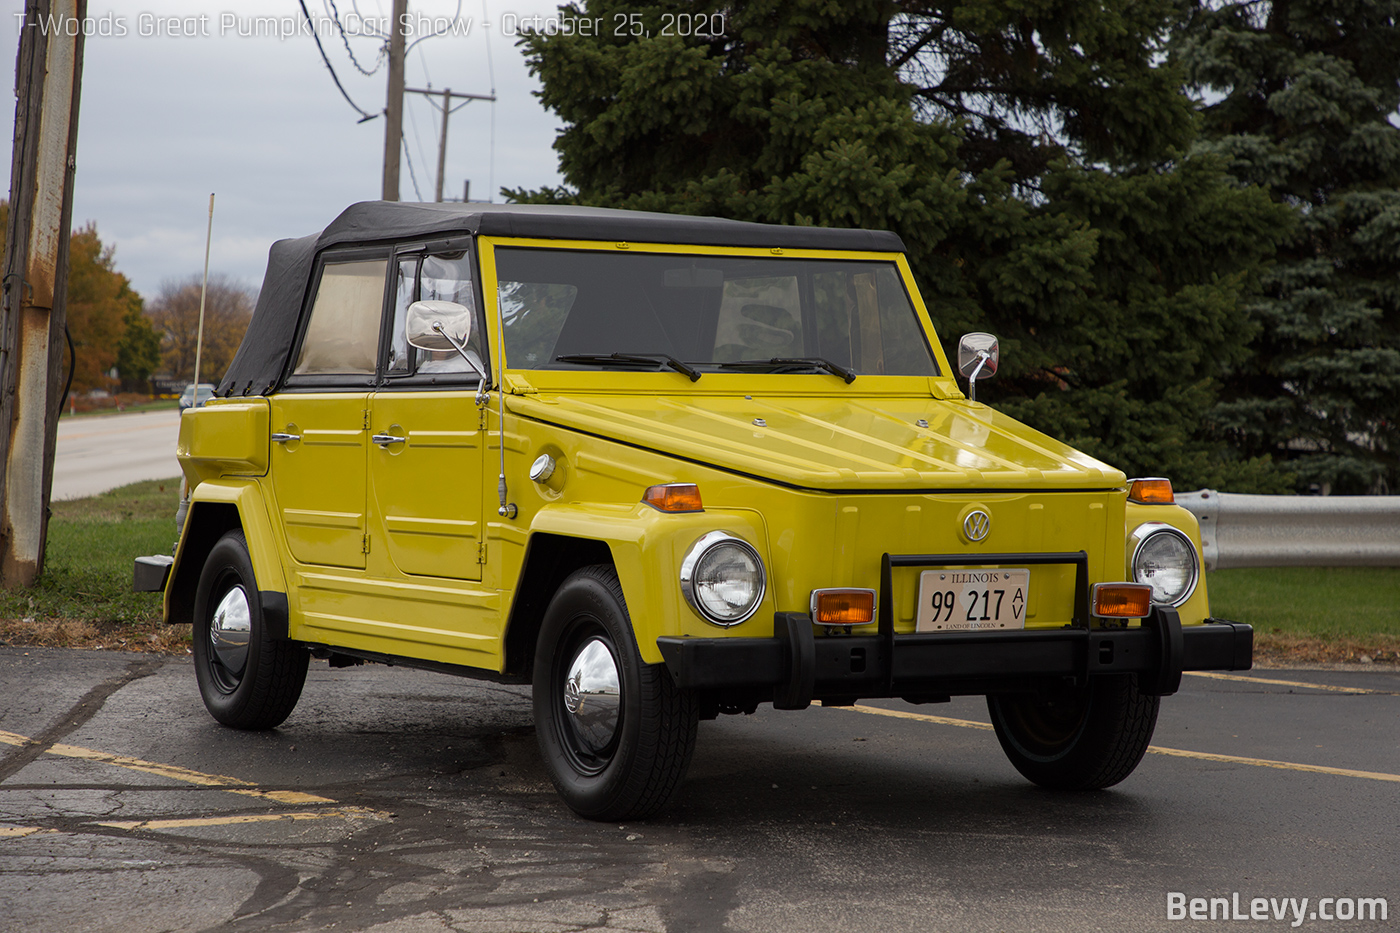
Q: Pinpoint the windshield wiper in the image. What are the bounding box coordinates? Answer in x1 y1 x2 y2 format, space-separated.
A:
556 352 702 382
717 357 857 384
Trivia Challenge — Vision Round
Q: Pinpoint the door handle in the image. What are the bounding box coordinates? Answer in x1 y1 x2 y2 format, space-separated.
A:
372 433 406 447
271 433 300 443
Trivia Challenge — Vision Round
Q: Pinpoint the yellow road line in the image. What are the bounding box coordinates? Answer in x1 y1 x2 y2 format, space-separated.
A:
96 807 388 832
0 826 48 838
835 704 1400 784
0 730 335 804
1183 671 1391 695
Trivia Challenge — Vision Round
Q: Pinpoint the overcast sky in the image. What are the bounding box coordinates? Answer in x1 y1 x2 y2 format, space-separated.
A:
2 0 568 300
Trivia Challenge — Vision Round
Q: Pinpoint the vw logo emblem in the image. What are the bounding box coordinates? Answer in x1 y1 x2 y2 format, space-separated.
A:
564 676 583 714
964 510 991 542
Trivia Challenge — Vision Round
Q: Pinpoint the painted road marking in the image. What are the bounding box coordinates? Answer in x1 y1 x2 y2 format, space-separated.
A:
95 807 388 832
0 825 48 838
835 705 1400 785
1183 671 1393 695
0 730 334 804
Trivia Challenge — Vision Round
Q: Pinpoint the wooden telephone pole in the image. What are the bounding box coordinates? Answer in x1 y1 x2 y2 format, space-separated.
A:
381 0 409 200
0 0 86 587
404 86 496 201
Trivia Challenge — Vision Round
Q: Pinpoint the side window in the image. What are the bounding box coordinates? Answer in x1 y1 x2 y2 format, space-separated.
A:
293 258 389 376
386 250 485 379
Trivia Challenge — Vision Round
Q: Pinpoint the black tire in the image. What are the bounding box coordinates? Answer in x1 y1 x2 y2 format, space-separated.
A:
987 674 1159 790
533 565 698 820
192 530 308 730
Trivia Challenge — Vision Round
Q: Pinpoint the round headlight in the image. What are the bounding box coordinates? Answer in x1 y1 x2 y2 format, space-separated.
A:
680 532 766 627
1130 523 1200 607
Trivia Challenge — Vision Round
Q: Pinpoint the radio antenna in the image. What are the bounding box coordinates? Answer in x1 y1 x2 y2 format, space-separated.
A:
193 193 215 389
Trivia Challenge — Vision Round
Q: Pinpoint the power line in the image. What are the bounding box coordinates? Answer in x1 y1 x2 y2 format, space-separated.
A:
297 0 379 122
324 0 386 76
401 132 425 201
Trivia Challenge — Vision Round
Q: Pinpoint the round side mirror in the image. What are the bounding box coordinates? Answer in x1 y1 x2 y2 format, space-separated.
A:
406 299 473 351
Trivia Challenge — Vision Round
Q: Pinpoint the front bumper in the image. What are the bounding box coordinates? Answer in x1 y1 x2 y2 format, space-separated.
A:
657 610 1253 709
657 547 1250 709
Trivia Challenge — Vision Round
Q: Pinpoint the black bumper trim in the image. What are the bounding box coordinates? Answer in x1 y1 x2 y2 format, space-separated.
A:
656 613 1253 702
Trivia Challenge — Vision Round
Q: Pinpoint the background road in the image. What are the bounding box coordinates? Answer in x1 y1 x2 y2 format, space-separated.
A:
52 409 182 499
0 649 1395 933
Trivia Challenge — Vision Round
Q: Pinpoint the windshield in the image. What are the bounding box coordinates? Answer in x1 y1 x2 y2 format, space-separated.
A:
495 248 938 377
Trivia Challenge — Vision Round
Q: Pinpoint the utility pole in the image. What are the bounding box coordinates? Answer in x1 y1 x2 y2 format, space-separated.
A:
381 0 409 200
404 86 496 202
0 0 86 587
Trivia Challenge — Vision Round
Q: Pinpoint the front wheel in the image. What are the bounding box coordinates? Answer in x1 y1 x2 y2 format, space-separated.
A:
987 674 1159 790
533 565 698 820
192 530 308 730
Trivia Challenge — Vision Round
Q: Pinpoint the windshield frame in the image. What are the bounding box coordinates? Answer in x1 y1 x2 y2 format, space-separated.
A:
478 237 958 395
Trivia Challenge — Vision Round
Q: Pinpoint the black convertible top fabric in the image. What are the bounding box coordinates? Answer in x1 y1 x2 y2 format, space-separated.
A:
217 234 317 397
217 203 908 396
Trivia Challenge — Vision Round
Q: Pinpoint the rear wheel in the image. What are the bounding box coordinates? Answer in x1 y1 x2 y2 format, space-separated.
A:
192 531 308 730
533 565 698 820
987 674 1158 790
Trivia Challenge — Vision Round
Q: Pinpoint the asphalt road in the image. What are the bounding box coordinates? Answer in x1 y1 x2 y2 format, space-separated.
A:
0 648 1395 933
53 408 182 500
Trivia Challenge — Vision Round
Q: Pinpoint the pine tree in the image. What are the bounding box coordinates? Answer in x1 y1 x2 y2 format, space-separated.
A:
1176 0 1400 493
513 0 1293 489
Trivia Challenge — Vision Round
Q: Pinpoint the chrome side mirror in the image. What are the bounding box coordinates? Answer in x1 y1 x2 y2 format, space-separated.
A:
405 299 489 403
957 332 999 402
406 299 473 351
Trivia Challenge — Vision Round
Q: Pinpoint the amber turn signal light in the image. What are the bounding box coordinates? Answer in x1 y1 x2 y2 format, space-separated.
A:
1128 477 1174 504
1091 582 1154 618
809 588 877 626
642 483 704 513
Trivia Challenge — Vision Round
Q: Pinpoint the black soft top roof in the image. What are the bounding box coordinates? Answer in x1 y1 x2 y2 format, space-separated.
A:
218 202 908 397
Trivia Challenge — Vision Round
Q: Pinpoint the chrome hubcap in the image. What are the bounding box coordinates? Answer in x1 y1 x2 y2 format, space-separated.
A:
563 637 621 754
210 585 252 677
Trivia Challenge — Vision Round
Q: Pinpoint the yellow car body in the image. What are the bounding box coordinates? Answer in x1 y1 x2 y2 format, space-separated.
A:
145 203 1251 820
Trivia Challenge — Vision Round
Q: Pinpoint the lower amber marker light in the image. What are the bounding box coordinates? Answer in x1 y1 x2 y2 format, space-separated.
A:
1091 582 1154 618
810 588 877 626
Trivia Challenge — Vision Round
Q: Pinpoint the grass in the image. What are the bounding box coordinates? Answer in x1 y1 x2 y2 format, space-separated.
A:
0 477 189 653
1208 567 1400 665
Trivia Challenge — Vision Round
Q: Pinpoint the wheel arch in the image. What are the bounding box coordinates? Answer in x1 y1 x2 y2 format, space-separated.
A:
166 481 287 636
502 532 614 682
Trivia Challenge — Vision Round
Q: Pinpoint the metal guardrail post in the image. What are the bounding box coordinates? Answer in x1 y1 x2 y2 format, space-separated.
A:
1176 490 1400 570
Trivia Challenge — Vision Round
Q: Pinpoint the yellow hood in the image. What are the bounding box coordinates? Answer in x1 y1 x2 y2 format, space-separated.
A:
509 392 1125 491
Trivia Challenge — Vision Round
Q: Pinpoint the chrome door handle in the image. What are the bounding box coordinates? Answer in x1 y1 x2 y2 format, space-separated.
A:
271 433 300 443
372 433 406 447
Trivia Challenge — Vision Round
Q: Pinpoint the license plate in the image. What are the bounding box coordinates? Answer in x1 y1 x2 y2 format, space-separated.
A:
916 569 1030 632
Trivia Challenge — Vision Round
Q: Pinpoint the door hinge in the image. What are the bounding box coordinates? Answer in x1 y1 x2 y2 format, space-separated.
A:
478 406 488 431
477 541 487 564
363 409 370 430
362 534 371 555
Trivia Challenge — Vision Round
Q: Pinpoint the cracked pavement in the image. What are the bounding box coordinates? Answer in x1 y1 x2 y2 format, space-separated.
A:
1 647 1397 932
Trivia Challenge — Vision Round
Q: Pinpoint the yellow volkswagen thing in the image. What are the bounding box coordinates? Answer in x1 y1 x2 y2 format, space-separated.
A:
135 203 1253 820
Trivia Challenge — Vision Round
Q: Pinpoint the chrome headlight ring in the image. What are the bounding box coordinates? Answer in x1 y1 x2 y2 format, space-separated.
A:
1129 522 1201 608
679 531 767 627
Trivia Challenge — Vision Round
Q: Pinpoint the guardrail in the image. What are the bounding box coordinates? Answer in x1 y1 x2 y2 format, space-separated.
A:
1175 490 1400 571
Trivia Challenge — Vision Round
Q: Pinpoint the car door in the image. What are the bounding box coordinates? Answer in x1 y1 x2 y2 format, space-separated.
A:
366 242 488 582
268 252 387 570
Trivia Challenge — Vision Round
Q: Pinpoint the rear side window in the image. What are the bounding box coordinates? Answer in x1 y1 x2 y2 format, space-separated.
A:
293 259 389 375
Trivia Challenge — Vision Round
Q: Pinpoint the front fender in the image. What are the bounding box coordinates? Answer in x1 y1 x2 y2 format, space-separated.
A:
1124 502 1211 625
165 480 285 625
527 503 774 664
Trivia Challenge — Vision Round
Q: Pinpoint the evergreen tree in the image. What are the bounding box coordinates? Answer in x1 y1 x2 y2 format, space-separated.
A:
1176 0 1400 493
513 0 1293 489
